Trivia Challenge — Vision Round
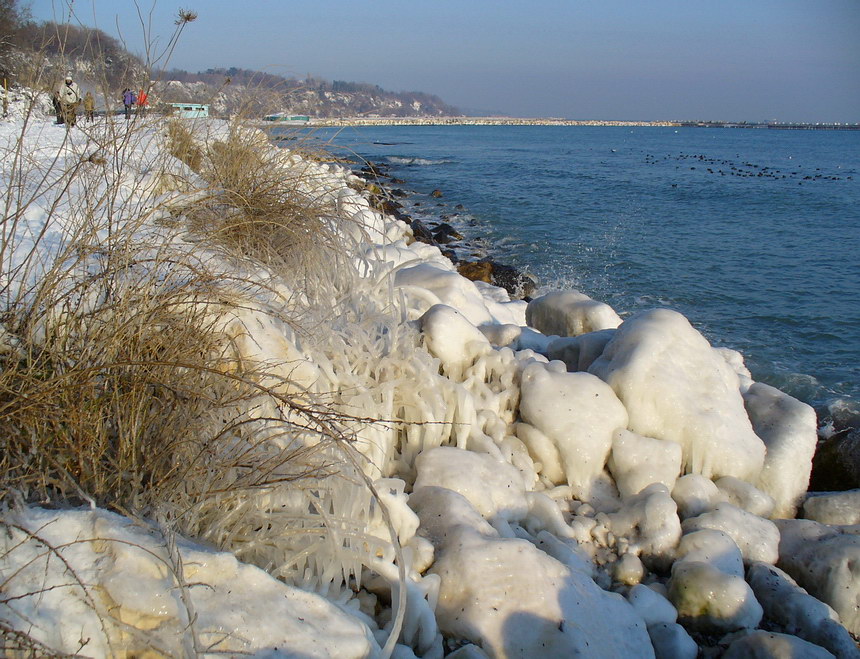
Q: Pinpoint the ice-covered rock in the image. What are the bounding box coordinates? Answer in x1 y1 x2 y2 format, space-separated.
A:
672 473 727 520
410 488 654 658
518 361 628 500
608 429 683 499
608 483 682 567
526 290 622 337
744 381 818 518
0 507 377 658
675 529 745 577
413 446 528 523
546 329 616 372
776 518 860 635
722 630 836 658
647 622 699 659
715 476 775 518
681 502 780 564
395 262 494 325
419 304 492 379
627 584 678 626
588 309 766 482
802 490 860 526
668 560 763 632
747 562 860 659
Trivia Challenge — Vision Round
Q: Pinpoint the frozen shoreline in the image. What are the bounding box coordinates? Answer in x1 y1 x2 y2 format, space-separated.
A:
1 100 858 657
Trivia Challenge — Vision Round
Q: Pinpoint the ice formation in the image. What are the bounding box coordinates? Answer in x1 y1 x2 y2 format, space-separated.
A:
1 102 857 658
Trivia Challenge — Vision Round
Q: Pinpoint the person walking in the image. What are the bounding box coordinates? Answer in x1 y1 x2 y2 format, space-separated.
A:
57 75 81 127
83 91 95 123
122 88 136 119
51 90 63 124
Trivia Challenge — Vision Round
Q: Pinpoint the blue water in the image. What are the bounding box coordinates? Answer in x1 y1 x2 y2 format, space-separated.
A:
287 125 860 420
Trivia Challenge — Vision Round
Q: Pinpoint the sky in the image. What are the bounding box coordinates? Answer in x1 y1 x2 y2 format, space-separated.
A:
25 0 860 122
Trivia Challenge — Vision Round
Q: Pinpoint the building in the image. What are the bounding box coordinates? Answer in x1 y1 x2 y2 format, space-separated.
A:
169 103 209 118
263 112 311 125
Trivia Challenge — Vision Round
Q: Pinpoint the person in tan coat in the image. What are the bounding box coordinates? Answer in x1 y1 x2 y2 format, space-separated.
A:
83 91 95 122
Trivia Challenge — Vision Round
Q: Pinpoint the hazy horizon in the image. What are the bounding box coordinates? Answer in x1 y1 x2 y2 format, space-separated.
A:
26 0 860 123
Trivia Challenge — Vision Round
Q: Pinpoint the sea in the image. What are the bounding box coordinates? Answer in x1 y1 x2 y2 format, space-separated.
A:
279 125 860 427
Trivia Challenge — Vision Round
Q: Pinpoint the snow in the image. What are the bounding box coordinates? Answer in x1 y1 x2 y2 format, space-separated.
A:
1 97 856 658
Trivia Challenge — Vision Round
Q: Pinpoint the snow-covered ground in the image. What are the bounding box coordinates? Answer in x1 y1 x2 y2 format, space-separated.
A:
1 89 858 658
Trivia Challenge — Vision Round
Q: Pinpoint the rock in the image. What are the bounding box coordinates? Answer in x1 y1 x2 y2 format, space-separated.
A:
588 309 766 482
409 218 437 244
802 490 860 526
668 561 763 632
775 518 860 635
519 362 628 500
431 188 443 197
746 562 860 659
608 429 683 500
722 630 835 658
744 382 818 518
457 261 493 284
547 330 616 373
810 427 860 491
432 222 464 244
681 503 780 565
527 290 622 337
457 260 537 299
647 622 699 659
410 496 654 658
489 261 536 299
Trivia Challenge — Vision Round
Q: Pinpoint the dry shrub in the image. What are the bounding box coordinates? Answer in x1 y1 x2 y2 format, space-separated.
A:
168 119 343 280
0 258 329 515
166 118 204 172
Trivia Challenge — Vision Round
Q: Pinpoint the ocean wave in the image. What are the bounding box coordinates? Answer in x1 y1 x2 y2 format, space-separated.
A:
386 156 454 166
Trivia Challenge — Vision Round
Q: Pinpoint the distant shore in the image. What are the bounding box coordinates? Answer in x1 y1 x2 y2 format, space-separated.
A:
272 116 860 130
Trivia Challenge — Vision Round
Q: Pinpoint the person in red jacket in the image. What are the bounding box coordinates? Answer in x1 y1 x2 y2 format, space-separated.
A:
137 89 149 116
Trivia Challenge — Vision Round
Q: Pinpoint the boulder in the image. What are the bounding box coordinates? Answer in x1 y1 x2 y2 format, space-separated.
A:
810 427 860 492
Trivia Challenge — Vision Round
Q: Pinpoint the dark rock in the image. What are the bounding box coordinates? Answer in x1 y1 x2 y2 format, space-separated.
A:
456 260 537 299
490 261 537 299
409 219 436 244
390 188 408 197
458 261 493 284
441 249 458 263
455 204 465 210
809 428 860 491
433 223 464 244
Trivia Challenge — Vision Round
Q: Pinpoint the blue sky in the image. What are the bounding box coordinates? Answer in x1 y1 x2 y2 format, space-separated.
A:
26 0 860 122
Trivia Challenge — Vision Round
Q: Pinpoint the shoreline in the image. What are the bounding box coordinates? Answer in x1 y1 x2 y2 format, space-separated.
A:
264 116 860 130
2 103 859 656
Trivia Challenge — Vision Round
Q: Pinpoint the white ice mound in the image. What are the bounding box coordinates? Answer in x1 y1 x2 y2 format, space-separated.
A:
0 507 376 658
747 562 860 659
413 446 528 523
775 519 860 635
681 502 780 565
420 304 492 378
409 490 653 658
588 308 766 482
518 361 628 500
608 429 683 499
802 490 860 526
526 290 622 337
744 381 818 518
395 262 494 326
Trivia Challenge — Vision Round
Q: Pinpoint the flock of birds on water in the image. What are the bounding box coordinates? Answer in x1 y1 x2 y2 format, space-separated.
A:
644 152 853 183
